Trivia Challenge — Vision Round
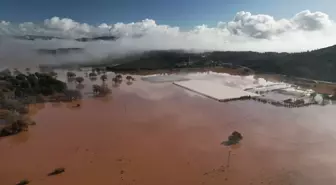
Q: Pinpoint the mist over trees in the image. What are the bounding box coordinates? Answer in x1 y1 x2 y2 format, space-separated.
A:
106 45 336 82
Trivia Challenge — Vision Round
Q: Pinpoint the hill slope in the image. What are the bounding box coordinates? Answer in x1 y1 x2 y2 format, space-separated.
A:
106 46 336 82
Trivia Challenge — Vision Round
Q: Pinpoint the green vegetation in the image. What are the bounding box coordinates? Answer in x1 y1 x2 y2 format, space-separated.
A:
105 46 336 82
126 75 135 81
75 76 84 84
100 74 107 82
0 70 81 137
89 72 97 80
222 131 243 146
66 71 76 79
92 84 111 96
0 72 67 99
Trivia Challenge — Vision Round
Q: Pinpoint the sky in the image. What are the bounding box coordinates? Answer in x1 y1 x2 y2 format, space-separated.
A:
1 0 336 66
1 0 335 28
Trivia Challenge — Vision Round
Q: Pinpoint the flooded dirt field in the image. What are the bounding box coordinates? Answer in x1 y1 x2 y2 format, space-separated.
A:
1 76 336 185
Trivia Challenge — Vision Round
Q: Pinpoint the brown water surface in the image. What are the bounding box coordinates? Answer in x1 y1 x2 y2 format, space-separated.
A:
1 78 336 185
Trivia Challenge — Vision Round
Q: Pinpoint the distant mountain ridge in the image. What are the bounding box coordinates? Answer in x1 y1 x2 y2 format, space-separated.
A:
75 36 118 42
9 35 119 42
13 35 62 41
37 48 84 55
105 45 336 82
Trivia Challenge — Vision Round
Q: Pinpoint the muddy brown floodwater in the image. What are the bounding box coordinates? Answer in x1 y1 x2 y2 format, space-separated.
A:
1 78 336 185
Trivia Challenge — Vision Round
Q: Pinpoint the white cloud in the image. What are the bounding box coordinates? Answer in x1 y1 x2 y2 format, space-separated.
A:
226 11 293 38
292 10 332 31
0 10 336 67
1 9 334 40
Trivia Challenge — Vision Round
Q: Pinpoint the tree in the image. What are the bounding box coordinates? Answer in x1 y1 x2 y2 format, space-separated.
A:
95 68 102 74
89 72 97 78
92 84 111 96
0 99 28 114
19 80 30 89
112 77 121 87
0 69 11 76
49 71 58 78
221 131 243 168
92 84 100 94
100 74 107 82
63 89 82 100
126 75 134 81
66 71 76 79
16 74 27 81
115 74 122 79
75 76 84 84
13 69 22 76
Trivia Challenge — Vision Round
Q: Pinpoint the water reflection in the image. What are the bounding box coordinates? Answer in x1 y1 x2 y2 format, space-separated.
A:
112 78 123 88
92 84 112 97
119 80 178 101
112 83 120 88
89 77 97 82
126 81 133 86
76 83 85 90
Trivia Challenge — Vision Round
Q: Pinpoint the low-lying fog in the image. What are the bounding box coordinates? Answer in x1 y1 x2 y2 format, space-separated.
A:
2 10 336 67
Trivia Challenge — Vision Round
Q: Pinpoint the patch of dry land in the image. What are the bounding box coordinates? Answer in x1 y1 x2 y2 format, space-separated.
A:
1 73 336 185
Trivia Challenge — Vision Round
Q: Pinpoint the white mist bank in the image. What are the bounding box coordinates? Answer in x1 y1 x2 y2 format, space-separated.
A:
1 10 336 67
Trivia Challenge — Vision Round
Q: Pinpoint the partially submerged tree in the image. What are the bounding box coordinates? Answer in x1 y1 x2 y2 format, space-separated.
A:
222 131 243 146
66 71 76 79
100 74 107 82
221 131 243 168
95 67 104 75
92 84 111 96
92 84 100 94
48 167 65 176
0 70 82 137
0 110 34 137
126 75 135 81
75 76 84 84
89 72 97 80
112 76 123 86
0 99 28 114
115 74 122 79
0 71 67 99
63 89 82 101
16 179 30 185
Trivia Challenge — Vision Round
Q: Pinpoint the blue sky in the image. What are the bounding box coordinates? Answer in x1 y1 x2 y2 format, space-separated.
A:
0 0 335 28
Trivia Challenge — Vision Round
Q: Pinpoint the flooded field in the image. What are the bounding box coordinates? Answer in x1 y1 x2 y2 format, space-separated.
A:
1 72 336 185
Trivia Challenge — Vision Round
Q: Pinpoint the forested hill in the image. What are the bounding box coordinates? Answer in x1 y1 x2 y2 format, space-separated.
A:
106 45 336 82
